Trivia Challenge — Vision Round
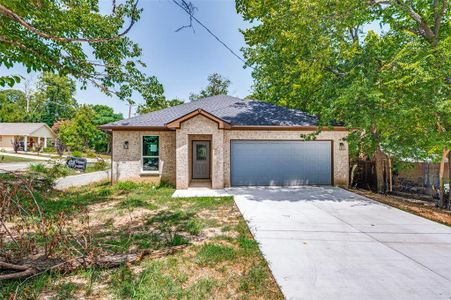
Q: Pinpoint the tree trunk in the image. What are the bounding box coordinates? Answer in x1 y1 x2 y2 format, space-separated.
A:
438 147 450 208
388 156 393 193
350 163 358 187
448 151 451 209
374 148 386 194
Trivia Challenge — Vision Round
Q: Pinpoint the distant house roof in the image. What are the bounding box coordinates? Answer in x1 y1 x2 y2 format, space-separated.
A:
0 123 56 137
101 95 343 129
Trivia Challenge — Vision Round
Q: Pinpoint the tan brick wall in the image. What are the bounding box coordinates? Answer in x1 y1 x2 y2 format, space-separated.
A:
223 130 349 187
112 130 176 185
111 120 349 188
175 115 224 189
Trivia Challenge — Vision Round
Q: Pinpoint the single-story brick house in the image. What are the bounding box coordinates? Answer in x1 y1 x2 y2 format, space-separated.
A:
100 95 349 189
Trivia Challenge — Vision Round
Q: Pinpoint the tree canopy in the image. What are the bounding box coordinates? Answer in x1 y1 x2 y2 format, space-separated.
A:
34 73 77 127
189 73 231 100
0 0 166 109
237 0 450 159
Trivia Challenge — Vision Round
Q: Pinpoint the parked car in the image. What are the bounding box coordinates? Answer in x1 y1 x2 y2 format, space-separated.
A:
66 156 87 171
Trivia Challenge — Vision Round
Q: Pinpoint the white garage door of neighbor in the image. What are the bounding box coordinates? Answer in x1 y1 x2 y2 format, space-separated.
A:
231 140 332 186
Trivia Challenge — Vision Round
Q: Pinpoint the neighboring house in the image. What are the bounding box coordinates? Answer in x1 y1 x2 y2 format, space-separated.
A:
100 95 349 189
0 123 56 151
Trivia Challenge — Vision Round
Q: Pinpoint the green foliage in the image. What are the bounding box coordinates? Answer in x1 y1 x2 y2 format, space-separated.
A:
56 105 99 151
0 0 166 107
237 0 450 160
28 162 70 179
71 150 82 157
136 97 184 114
91 104 123 126
91 104 122 152
92 159 108 171
135 77 184 114
34 73 77 127
0 89 28 122
189 73 231 101
114 181 142 191
42 147 56 153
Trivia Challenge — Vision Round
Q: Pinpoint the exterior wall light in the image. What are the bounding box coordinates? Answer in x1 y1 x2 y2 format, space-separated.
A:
339 142 345 151
123 141 129 149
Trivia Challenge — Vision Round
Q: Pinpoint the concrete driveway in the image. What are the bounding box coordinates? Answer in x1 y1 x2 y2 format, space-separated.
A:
228 186 451 300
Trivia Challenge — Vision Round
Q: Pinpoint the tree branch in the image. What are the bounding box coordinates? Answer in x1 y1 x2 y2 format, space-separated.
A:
433 0 447 42
392 0 436 44
0 2 138 43
0 245 188 281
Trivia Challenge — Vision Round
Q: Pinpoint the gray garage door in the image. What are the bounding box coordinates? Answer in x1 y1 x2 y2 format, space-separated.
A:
231 140 332 186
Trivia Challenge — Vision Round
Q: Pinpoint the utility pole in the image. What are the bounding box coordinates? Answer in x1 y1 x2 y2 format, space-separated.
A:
23 77 35 113
127 99 135 118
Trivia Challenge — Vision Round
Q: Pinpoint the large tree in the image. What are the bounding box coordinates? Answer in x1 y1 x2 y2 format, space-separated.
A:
136 76 183 114
91 104 123 152
237 0 450 194
189 73 231 101
57 105 99 151
33 72 77 127
0 0 164 106
0 89 27 122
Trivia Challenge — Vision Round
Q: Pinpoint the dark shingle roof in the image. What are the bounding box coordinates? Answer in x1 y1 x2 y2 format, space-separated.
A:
103 95 324 128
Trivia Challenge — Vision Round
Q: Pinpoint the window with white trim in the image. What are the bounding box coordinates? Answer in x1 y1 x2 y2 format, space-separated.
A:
142 136 159 172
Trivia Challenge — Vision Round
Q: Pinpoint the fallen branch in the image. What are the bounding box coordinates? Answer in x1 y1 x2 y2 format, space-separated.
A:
0 244 188 281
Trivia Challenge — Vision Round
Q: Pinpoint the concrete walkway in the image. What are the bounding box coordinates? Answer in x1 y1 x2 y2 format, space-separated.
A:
228 186 451 300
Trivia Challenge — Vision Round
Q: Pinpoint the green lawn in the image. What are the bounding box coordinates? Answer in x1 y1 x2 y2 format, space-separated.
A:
0 154 41 163
0 181 282 299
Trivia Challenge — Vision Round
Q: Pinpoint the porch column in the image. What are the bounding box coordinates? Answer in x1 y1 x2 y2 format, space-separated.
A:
175 130 189 189
44 137 47 148
211 131 224 189
24 136 28 151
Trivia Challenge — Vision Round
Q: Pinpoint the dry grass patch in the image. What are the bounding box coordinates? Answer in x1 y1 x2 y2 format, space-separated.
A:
1 181 282 299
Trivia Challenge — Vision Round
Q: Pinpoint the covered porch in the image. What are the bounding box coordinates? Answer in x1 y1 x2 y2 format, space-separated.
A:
13 135 52 151
0 123 56 151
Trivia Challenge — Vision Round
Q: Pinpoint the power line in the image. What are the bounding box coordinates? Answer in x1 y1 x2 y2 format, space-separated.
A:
171 0 252 69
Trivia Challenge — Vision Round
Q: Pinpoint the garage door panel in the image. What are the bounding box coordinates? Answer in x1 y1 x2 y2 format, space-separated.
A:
231 141 332 186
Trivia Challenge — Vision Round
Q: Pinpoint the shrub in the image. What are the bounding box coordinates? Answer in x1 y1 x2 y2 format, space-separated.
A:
71 150 83 158
86 150 97 158
93 159 108 171
27 161 71 189
42 147 56 153
28 163 47 173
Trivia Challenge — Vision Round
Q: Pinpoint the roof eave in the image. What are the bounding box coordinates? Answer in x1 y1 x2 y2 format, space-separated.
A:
98 125 172 131
165 108 232 129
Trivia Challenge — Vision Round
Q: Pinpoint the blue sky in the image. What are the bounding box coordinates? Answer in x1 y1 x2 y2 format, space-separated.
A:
1 0 253 117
